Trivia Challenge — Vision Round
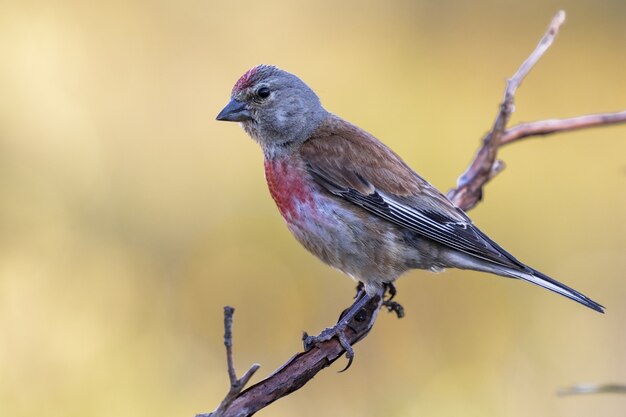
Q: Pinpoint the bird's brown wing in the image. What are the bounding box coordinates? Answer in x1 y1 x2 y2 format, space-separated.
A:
300 117 527 271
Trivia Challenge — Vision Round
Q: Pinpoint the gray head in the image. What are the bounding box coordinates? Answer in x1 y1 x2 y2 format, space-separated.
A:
216 65 329 151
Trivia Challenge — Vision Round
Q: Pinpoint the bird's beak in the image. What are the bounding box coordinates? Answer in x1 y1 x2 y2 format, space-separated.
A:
216 98 252 122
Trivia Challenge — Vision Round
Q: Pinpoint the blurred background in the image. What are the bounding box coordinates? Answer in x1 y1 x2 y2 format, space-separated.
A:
1 1 625 416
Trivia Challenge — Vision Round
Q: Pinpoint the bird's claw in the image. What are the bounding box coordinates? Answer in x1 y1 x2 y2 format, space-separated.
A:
382 282 404 318
383 282 397 301
302 326 337 351
383 299 405 318
302 318 352 346
302 331 314 351
302 323 356 371
302 292 374 370
337 333 354 372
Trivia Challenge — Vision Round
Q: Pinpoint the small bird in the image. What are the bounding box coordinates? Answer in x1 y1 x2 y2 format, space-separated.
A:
216 65 604 325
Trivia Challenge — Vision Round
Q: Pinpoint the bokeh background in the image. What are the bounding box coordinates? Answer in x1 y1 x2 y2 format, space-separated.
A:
1 1 625 416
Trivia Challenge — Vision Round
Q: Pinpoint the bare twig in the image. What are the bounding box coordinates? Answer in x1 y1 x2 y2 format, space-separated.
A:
505 10 566 104
197 296 383 417
447 10 567 210
200 307 260 417
224 307 237 385
199 11 626 417
558 383 626 396
501 111 626 145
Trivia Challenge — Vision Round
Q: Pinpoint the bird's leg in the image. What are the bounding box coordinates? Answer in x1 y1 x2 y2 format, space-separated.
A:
302 282 402 370
382 282 404 318
303 292 372 349
354 282 365 298
338 282 367 321
384 282 397 301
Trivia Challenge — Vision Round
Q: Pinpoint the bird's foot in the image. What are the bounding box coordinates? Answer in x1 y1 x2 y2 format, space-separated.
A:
302 292 374 371
383 300 405 318
382 283 404 318
384 282 397 301
302 325 356 371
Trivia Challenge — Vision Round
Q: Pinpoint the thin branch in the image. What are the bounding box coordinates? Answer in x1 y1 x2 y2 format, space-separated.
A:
224 307 237 385
447 10 567 210
197 296 384 417
505 10 566 104
501 111 626 145
199 11 626 417
201 307 260 417
558 383 626 396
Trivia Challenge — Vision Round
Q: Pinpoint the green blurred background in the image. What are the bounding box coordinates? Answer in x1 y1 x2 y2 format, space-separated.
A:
1 1 625 416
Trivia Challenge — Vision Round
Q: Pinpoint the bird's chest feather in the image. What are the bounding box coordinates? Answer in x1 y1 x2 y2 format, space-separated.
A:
264 157 317 223
264 156 355 268
263 156 349 245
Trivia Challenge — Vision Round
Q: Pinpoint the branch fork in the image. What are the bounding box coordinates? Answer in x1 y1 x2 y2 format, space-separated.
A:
197 307 260 417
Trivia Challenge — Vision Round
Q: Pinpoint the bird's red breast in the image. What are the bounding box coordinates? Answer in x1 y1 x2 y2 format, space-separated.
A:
264 156 316 222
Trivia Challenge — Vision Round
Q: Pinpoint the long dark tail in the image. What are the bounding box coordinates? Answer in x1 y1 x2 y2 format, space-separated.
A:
511 267 604 313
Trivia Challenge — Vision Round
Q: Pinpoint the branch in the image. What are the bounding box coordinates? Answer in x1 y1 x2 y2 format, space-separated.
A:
558 383 626 396
197 296 384 417
500 111 626 146
203 307 260 417
199 10 626 417
447 10 566 210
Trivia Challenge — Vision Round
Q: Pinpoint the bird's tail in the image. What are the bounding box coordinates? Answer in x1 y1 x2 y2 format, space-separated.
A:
509 267 605 313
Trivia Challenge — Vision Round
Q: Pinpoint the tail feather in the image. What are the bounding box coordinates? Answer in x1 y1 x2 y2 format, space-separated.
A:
515 268 605 313
466 228 605 313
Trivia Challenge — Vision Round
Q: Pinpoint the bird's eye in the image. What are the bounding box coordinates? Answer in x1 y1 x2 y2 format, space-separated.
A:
256 87 271 99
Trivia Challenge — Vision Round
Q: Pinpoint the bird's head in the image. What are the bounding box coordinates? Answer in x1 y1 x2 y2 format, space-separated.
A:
216 65 328 151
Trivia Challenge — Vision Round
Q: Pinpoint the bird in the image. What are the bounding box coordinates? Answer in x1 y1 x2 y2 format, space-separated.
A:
216 65 604 342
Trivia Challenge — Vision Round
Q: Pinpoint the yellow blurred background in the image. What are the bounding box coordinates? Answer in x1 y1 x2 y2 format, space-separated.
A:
1 1 625 416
